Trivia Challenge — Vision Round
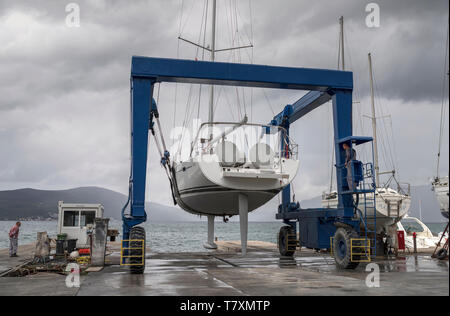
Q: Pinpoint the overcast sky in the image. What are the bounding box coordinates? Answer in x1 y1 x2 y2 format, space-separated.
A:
0 0 448 208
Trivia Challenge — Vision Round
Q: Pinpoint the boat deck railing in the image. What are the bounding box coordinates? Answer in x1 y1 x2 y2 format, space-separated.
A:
189 122 299 165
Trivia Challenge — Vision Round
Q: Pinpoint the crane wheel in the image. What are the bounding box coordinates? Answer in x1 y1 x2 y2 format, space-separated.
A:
436 248 448 260
333 227 359 269
129 226 146 274
278 226 296 257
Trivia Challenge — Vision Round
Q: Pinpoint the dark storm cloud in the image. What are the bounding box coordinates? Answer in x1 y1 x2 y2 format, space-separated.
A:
249 0 449 102
1 0 447 108
0 0 179 111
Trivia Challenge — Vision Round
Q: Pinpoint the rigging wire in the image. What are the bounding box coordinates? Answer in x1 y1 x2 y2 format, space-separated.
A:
248 0 254 123
179 0 196 36
389 116 400 179
328 22 342 193
436 19 449 178
343 24 368 161
223 90 237 121
175 0 254 159
234 0 247 118
173 0 186 146
212 0 253 121
156 82 161 105
262 89 276 116
372 69 397 176
175 0 211 160
196 0 209 120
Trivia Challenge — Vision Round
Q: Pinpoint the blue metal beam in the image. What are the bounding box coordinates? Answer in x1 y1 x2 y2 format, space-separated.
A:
131 56 353 91
275 208 346 220
273 89 355 213
270 91 333 128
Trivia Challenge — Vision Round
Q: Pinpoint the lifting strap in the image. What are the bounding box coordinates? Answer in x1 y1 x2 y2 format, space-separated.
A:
150 122 178 206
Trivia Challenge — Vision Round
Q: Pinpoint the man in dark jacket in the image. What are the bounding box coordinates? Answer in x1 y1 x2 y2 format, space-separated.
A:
343 143 357 191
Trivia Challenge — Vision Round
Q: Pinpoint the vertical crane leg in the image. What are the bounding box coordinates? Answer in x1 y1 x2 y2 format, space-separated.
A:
331 90 354 211
239 193 248 256
120 77 155 274
123 78 153 241
331 90 363 269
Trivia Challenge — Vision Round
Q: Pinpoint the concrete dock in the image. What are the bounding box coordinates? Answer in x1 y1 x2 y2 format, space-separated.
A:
0 241 448 296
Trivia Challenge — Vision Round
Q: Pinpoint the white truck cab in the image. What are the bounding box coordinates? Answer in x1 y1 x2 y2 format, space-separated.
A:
57 201 104 247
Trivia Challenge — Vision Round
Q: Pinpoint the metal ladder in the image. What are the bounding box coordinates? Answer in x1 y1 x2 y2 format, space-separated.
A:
387 200 401 218
360 162 377 261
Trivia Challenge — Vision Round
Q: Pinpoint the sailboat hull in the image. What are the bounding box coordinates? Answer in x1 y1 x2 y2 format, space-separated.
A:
322 190 411 232
171 123 300 217
433 177 449 219
173 160 280 216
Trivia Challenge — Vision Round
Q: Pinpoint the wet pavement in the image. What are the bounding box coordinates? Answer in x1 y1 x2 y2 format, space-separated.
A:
0 244 448 296
0 244 35 276
76 250 449 296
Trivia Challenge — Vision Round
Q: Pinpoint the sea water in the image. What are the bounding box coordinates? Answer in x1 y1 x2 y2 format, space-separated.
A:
0 220 283 252
0 220 447 253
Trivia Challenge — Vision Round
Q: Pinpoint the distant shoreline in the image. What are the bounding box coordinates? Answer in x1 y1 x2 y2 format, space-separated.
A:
0 219 283 223
0 219 447 224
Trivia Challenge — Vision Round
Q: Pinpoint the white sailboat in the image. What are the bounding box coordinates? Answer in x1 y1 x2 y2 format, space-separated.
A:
432 176 449 219
322 186 411 231
322 18 410 233
171 0 300 253
431 22 449 219
173 122 299 216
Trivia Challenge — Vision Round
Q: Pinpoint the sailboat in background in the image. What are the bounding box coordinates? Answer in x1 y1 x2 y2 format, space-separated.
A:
322 17 411 233
431 20 449 219
433 176 449 219
170 0 300 254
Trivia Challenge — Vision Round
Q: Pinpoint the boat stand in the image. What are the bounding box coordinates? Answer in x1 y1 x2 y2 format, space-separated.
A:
239 193 248 256
204 215 218 249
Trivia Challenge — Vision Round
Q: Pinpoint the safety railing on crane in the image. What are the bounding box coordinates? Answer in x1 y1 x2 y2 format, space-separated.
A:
359 162 377 260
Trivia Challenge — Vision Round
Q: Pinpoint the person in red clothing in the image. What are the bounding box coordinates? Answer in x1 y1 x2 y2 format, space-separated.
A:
9 222 21 257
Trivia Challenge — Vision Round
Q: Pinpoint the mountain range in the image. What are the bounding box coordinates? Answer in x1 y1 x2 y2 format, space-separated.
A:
0 185 446 222
0 187 197 222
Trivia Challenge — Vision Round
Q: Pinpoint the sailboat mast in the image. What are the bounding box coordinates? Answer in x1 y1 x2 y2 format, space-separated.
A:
436 20 449 179
208 0 217 124
368 52 380 187
339 16 345 71
419 199 423 222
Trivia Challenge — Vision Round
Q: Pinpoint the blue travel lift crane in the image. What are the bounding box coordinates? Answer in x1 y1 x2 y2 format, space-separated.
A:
121 56 376 273
270 91 377 269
